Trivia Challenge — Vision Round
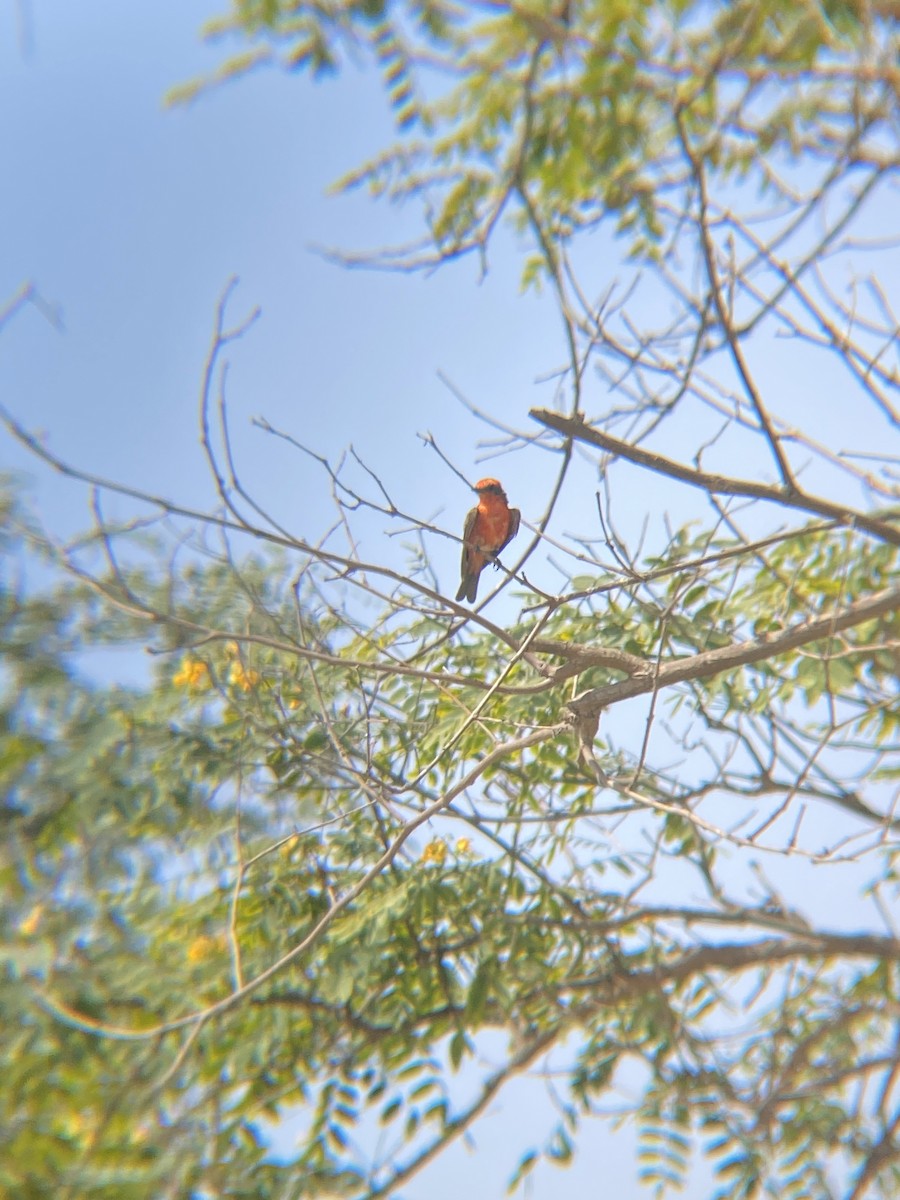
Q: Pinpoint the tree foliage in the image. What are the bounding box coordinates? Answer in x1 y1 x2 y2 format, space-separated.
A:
3 1 900 1198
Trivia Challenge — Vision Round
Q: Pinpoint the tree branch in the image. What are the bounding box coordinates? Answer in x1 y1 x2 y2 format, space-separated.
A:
567 581 900 719
531 408 900 548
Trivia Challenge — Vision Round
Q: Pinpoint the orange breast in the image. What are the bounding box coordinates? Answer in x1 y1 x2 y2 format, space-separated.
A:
473 498 510 549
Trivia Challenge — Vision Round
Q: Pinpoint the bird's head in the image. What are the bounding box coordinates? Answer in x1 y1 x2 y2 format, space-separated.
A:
474 478 506 497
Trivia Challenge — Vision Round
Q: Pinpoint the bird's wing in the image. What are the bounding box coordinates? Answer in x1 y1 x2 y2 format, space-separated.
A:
460 504 479 575
497 507 521 554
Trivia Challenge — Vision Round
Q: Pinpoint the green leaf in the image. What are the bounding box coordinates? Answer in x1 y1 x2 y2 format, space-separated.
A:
449 1029 470 1070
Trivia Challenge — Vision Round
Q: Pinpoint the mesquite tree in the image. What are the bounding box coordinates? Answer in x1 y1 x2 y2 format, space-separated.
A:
3 2 900 1197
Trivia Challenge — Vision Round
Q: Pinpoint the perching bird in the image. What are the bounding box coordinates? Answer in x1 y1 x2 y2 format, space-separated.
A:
456 478 521 603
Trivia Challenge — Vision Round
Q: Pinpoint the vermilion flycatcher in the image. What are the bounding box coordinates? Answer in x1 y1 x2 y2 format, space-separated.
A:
456 478 521 603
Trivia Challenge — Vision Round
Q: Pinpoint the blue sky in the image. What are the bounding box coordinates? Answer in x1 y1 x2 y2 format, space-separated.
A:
2 4 896 1197
3 2 894 588
0 0 580 599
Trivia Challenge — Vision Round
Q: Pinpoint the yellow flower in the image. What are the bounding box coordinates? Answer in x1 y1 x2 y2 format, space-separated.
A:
224 640 241 658
59 1111 95 1145
455 837 473 856
420 838 448 866
18 903 44 937
287 697 302 712
229 663 260 691
173 659 210 690
186 934 221 963
280 833 301 859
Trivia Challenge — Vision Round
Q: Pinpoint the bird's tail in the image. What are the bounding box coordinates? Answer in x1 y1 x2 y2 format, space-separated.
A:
456 575 478 603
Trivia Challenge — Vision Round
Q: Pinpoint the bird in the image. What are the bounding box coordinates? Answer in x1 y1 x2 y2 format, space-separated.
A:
456 478 521 603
